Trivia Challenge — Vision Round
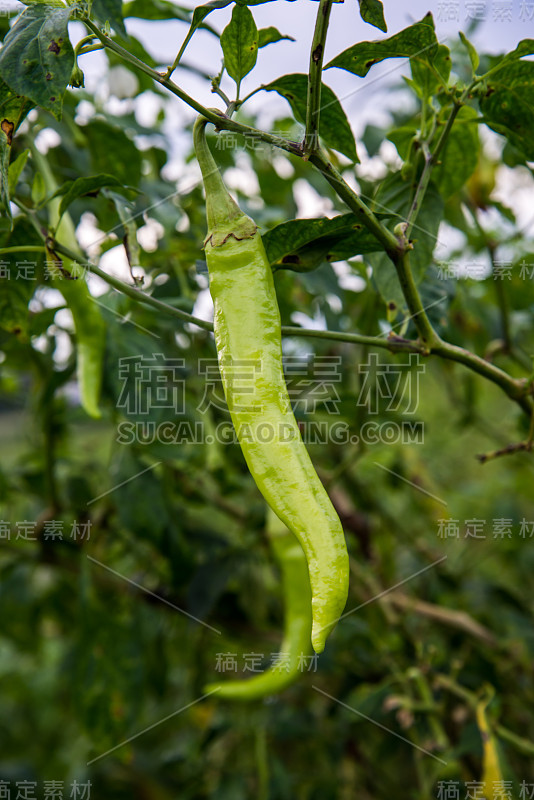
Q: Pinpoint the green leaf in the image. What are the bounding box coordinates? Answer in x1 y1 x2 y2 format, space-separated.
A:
459 30 479 73
123 0 191 21
358 0 387 33
325 13 438 78
263 214 382 271
84 119 142 187
8 148 30 197
17 0 66 6
190 0 232 37
410 42 451 96
0 78 34 223
262 73 358 162
362 123 385 157
0 277 33 338
55 174 134 220
387 125 417 161
483 38 534 73
174 0 271 69
220 4 258 85
0 218 42 338
258 26 295 48
479 61 534 160
367 172 443 313
0 5 74 119
433 107 480 199
91 0 127 37
105 189 141 269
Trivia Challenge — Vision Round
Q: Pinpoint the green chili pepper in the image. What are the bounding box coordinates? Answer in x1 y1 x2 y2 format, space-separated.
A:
205 507 312 700
194 115 349 653
476 687 506 796
32 147 106 419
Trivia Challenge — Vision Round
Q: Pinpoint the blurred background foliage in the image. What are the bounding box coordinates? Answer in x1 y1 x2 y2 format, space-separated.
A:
1 3 534 798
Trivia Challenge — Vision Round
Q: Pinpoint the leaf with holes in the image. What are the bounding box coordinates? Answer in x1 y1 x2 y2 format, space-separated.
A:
0 5 74 119
325 13 438 78
0 77 34 224
54 174 137 221
263 214 383 271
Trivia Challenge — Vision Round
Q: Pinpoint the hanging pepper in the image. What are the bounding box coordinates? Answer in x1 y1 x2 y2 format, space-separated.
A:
32 146 106 419
194 114 349 653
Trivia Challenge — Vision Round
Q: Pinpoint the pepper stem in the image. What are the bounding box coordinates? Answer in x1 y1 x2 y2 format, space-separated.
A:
193 114 256 246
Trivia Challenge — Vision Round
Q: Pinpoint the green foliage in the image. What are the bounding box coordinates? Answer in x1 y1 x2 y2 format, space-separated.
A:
1 1 534 797
91 0 127 37
262 74 358 162
0 4 74 119
433 107 479 198
325 13 442 78
263 214 382 271
479 61 534 160
258 26 295 48
357 0 387 33
368 174 444 312
221 4 258 86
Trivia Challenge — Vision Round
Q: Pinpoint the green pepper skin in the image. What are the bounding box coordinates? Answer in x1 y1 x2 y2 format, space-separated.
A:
205 508 312 699
33 147 106 419
194 116 349 653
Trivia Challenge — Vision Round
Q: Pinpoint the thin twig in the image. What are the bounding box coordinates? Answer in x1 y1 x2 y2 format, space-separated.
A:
304 0 334 157
405 101 462 239
389 592 498 646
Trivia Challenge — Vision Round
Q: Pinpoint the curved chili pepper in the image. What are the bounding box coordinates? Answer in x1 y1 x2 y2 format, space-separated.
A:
205 508 312 700
194 115 349 653
32 147 106 419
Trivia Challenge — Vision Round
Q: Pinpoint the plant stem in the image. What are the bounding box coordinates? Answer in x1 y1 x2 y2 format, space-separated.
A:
16 192 532 416
405 101 461 239
431 338 531 413
163 19 201 80
409 669 449 751
392 250 438 350
309 149 400 255
495 724 534 757
255 726 269 800
82 18 400 253
81 19 304 159
78 43 105 55
434 674 534 757
58 239 420 351
76 20 534 420
0 246 46 254
390 593 497 646
477 439 533 463
304 0 333 156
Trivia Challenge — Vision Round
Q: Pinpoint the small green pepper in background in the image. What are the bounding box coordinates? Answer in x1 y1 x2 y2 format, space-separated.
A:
32 146 106 419
194 115 349 654
205 508 312 700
